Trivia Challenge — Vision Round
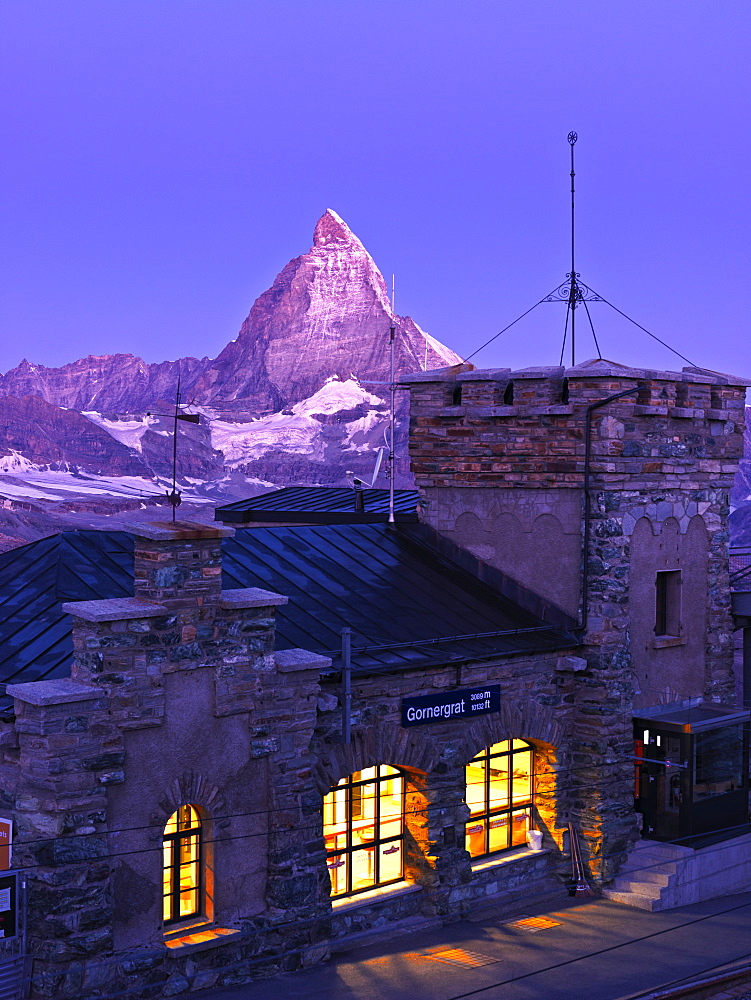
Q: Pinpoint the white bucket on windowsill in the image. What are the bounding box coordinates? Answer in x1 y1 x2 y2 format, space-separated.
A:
526 830 543 851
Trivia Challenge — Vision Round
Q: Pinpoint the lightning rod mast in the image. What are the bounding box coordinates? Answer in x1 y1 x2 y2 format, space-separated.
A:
388 274 396 525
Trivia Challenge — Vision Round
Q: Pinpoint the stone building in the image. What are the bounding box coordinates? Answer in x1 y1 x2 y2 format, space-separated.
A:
403 357 751 858
0 357 748 997
404 358 746 709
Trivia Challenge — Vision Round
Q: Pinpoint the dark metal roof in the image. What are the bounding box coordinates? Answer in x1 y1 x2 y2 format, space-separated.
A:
0 525 577 699
215 487 419 524
0 531 133 689
222 525 577 672
634 701 751 734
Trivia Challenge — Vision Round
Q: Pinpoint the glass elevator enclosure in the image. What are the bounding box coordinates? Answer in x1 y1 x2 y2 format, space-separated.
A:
634 701 750 845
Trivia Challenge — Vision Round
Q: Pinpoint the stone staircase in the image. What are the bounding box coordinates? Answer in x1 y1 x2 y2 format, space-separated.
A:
604 833 751 911
603 839 695 911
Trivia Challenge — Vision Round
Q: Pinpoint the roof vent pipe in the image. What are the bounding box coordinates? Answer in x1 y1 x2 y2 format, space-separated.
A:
353 478 365 513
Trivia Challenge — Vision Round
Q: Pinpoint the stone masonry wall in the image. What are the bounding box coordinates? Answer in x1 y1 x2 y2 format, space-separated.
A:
403 363 745 702
309 645 627 932
1 486 722 998
4 522 332 999
5 518 611 999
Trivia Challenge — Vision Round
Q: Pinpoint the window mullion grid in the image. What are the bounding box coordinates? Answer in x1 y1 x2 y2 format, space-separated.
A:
508 749 514 851
487 748 512 852
164 824 201 926
346 778 353 896
486 750 493 854
194 830 203 921
328 769 405 898
174 830 186 925
174 831 182 923
163 832 173 923
374 768 382 888
165 829 180 926
399 773 405 879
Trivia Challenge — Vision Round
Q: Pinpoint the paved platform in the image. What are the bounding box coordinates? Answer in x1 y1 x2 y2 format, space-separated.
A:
179 891 751 1000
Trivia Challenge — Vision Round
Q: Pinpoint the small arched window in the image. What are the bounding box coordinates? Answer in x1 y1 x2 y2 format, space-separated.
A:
163 804 202 925
323 766 404 898
465 740 534 858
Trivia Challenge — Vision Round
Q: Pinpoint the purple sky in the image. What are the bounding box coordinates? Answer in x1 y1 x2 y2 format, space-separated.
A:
2 1 749 380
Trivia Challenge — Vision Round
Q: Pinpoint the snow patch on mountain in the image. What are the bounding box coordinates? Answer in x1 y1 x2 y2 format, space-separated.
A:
294 376 383 415
0 469 164 502
340 411 387 452
210 377 386 466
82 412 159 452
0 451 38 474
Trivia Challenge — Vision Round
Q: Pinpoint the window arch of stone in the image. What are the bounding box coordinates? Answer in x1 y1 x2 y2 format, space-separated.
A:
465 739 535 857
459 712 565 852
453 510 489 543
687 514 709 540
162 803 205 927
531 513 564 533
151 773 226 930
312 722 443 794
491 511 525 538
314 729 440 897
323 764 407 898
631 516 654 543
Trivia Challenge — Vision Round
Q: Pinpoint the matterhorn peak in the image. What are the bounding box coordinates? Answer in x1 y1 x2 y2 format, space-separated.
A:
313 209 364 249
176 210 463 413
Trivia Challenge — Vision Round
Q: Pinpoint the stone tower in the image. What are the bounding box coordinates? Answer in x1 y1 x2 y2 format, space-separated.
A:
403 358 749 709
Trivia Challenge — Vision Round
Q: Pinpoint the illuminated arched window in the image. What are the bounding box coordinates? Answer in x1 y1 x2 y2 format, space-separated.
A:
465 740 534 858
163 804 202 925
323 766 404 898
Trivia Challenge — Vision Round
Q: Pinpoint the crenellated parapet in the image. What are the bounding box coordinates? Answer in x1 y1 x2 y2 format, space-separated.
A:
403 359 748 490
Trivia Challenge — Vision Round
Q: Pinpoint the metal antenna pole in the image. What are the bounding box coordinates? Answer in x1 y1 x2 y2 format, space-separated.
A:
341 627 352 744
568 131 578 367
547 132 604 360
171 377 180 523
388 276 396 524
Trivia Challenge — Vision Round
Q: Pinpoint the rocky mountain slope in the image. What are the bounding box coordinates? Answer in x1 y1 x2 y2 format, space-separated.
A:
0 210 461 546
0 396 147 477
0 210 459 418
192 209 460 414
0 354 209 414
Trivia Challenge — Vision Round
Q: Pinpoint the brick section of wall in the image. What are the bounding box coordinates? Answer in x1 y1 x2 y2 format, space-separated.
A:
131 522 231 609
406 367 746 489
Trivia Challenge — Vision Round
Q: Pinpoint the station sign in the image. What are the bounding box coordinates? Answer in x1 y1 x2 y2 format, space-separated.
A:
402 685 501 728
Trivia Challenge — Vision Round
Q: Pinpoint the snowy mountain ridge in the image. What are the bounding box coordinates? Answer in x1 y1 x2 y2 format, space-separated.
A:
0 212 456 547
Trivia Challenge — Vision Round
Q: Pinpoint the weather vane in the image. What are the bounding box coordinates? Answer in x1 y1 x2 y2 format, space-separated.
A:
146 377 200 523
